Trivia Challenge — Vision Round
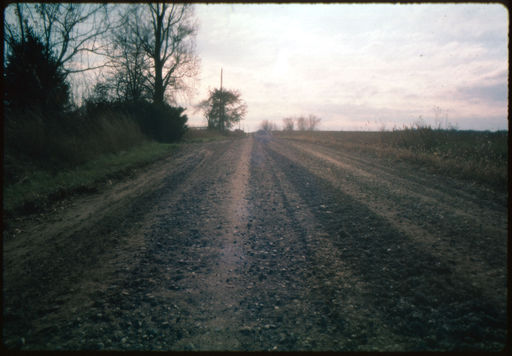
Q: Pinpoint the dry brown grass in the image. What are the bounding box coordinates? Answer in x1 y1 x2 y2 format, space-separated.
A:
277 129 507 191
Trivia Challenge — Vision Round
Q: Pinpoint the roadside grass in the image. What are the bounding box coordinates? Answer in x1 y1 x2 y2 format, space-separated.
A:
277 128 508 191
3 141 179 218
3 124 248 219
4 109 148 185
3 104 195 220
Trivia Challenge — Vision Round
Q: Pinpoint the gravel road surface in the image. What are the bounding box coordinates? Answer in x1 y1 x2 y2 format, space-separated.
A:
3 134 507 351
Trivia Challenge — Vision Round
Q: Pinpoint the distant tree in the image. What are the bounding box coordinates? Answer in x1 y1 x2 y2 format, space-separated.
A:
293 114 321 131
260 120 278 132
296 116 307 131
306 114 321 131
198 88 247 131
4 26 70 112
282 117 294 131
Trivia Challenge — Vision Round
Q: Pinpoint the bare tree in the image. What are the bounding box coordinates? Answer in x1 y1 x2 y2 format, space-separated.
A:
123 3 199 105
282 117 295 131
306 114 321 131
259 120 278 132
106 6 152 102
296 116 307 131
4 3 111 77
292 114 321 131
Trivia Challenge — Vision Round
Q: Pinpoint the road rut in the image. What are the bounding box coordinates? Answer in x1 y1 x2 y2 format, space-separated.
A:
3 135 507 351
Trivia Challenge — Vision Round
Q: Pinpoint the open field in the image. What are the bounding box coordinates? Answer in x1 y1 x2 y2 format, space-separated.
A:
277 129 508 191
2 132 508 351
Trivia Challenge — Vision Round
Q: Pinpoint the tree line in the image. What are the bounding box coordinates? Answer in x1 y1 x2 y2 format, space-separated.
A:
259 115 322 132
5 3 198 106
3 3 245 181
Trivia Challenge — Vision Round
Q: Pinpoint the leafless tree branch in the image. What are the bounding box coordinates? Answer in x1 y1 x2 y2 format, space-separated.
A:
5 3 112 78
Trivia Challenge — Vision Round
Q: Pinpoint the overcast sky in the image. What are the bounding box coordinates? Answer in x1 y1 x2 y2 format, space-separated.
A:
184 3 508 132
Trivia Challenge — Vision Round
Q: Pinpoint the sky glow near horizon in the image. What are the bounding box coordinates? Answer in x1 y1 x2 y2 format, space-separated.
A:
184 3 508 131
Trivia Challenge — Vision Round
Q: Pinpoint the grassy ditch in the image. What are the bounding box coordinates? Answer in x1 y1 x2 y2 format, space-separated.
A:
277 128 508 191
3 141 179 218
3 100 192 219
3 124 246 219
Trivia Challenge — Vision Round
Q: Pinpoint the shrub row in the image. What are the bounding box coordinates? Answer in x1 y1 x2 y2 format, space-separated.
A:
4 100 188 186
84 100 188 143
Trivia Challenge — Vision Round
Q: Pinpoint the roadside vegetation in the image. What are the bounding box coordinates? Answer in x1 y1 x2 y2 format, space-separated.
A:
277 124 508 191
2 4 238 218
3 114 244 218
259 114 322 132
3 142 179 219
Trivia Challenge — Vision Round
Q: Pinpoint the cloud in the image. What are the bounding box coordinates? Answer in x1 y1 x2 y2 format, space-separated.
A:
456 83 508 103
186 3 508 132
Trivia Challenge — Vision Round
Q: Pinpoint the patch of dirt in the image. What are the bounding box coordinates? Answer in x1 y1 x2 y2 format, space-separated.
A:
2 135 507 351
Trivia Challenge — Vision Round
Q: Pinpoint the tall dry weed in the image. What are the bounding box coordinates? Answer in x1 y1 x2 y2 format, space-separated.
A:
4 109 147 185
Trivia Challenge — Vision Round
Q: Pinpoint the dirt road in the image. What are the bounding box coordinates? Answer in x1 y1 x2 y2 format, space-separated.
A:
3 134 507 351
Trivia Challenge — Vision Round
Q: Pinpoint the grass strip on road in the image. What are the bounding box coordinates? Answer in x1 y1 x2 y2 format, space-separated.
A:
3 141 179 217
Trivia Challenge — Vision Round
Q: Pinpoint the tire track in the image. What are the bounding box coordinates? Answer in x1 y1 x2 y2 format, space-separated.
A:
62 137 253 351
4 140 233 349
239 136 347 350
269 139 507 312
264 141 506 350
284 138 506 212
250 137 409 350
285 140 505 235
164 136 253 350
4 135 506 351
